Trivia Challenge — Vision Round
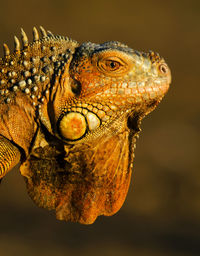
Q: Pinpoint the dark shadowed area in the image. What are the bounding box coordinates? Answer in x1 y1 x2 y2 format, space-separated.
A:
0 0 199 255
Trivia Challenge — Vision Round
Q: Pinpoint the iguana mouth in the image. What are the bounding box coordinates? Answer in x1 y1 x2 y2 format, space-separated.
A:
126 97 159 132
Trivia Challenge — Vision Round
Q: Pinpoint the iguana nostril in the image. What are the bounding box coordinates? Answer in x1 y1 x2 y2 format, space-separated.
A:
159 63 168 74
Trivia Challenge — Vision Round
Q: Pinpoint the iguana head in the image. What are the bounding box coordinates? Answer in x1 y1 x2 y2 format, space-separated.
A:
54 41 171 143
27 38 171 224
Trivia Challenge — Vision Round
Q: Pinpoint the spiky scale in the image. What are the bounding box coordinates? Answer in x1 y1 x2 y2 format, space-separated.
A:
14 36 20 53
39 26 47 38
20 28 28 47
3 44 10 56
47 30 54 36
33 27 39 41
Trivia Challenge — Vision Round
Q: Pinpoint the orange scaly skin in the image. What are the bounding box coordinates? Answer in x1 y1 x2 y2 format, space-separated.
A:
0 27 171 224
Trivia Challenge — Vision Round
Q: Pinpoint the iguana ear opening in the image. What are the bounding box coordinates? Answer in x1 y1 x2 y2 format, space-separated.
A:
71 80 82 96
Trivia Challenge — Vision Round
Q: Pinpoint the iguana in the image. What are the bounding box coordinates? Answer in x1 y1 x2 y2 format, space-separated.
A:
0 27 171 224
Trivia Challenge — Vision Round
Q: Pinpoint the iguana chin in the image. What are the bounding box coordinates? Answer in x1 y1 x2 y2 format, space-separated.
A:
0 27 171 224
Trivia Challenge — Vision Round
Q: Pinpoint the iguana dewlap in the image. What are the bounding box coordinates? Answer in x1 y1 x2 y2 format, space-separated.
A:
0 27 171 224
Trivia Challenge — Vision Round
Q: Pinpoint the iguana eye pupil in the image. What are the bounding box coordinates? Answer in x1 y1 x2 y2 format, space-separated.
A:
109 61 116 68
106 60 120 70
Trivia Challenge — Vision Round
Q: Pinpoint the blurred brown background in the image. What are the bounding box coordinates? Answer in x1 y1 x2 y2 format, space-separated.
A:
0 0 199 255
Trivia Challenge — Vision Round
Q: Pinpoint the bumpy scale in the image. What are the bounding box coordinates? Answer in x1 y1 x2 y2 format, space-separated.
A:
0 27 171 224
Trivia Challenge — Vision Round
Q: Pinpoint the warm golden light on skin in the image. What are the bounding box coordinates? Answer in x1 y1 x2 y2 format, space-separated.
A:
0 26 171 224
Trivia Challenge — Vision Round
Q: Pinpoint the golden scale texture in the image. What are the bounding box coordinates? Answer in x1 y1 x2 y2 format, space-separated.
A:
0 27 171 224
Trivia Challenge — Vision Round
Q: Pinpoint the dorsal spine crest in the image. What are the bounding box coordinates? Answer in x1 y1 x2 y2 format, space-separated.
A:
0 26 79 107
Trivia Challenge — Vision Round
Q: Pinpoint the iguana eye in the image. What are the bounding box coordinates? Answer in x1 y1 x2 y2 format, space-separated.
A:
97 57 125 74
92 50 133 76
104 60 121 71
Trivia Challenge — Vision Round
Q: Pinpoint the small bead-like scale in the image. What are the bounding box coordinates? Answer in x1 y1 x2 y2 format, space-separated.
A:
0 27 78 107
